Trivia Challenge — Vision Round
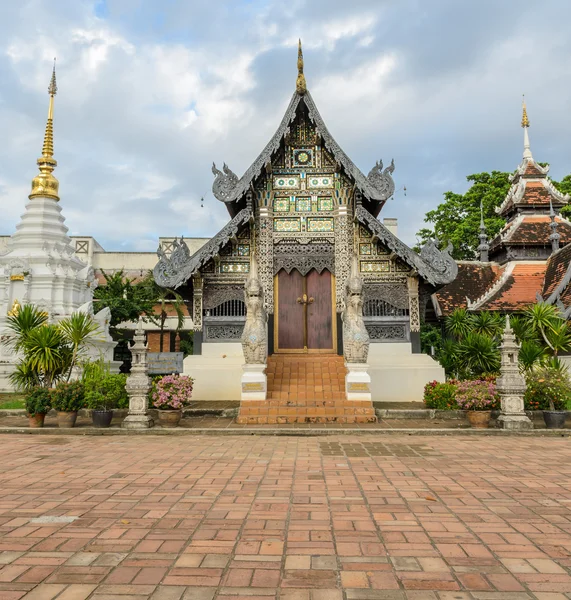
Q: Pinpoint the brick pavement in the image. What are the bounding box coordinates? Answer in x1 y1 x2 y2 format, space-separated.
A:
0 434 570 599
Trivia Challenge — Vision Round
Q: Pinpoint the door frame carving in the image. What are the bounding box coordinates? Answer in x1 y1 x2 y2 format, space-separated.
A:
274 269 337 354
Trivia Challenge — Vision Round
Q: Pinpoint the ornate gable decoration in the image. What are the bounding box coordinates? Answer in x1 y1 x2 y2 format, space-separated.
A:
153 208 252 289
212 163 239 202
355 206 457 286
366 159 395 202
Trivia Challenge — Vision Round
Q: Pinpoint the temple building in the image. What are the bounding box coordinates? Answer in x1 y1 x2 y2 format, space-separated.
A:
154 42 457 406
433 102 571 317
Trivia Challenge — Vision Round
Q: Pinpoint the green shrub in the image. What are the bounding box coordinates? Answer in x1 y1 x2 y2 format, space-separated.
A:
423 380 458 409
51 381 85 412
24 387 52 416
83 360 129 410
524 367 571 411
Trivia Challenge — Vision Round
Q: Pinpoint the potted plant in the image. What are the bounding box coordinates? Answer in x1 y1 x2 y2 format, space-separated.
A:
455 379 499 428
24 387 52 428
51 381 85 428
525 366 570 429
83 361 129 428
151 374 194 428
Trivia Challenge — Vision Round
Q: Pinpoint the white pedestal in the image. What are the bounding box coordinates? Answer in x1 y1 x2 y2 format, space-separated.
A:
345 363 372 401
241 364 267 401
497 395 533 430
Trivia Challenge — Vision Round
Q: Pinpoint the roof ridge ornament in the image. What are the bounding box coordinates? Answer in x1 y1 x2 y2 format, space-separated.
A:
212 162 239 202
366 158 396 201
30 58 60 201
521 95 533 160
296 39 307 95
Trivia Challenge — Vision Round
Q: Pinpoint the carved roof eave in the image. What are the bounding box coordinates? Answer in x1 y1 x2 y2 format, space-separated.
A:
215 91 393 207
355 206 458 287
153 208 253 289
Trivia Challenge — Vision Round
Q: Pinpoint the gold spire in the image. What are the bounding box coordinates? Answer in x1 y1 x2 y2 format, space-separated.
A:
30 59 59 201
521 95 530 128
296 39 307 96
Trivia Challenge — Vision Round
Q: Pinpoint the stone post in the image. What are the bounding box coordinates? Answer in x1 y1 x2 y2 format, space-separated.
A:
496 316 532 430
122 317 154 429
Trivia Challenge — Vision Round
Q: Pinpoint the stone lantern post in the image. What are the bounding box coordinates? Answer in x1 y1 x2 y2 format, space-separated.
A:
496 316 532 430
122 317 154 429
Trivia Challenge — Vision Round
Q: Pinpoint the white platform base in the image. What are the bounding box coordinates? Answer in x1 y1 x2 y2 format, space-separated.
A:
368 343 445 403
497 413 533 430
183 343 244 401
241 364 267 401
345 363 371 401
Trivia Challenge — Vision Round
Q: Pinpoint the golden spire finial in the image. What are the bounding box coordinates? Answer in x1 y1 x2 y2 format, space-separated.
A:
521 95 530 128
30 59 59 201
296 39 307 95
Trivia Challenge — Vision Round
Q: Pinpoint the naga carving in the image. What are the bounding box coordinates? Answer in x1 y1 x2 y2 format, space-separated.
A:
212 162 239 202
367 158 396 201
241 255 267 364
342 256 370 363
420 239 458 282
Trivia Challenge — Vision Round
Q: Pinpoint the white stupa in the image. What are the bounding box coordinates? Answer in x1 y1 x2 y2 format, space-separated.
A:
0 63 116 391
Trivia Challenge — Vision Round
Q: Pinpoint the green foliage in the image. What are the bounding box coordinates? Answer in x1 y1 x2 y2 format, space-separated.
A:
423 380 458 409
518 340 547 371
51 381 85 412
445 308 473 340
24 387 52 416
455 332 500 378
93 270 155 329
2 304 101 391
524 366 571 411
522 304 571 356
82 360 129 410
553 175 571 219
416 171 510 260
179 338 193 358
470 311 504 338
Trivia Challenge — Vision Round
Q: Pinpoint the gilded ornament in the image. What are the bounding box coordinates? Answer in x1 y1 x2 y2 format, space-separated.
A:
296 39 307 95
30 60 60 201
7 299 21 317
10 274 25 281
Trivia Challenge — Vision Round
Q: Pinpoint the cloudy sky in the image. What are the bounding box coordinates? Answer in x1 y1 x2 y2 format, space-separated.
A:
1 0 570 251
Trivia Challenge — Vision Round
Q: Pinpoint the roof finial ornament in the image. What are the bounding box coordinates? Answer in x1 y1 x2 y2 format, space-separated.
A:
30 58 60 201
477 200 489 262
296 39 307 96
549 197 560 253
521 95 533 160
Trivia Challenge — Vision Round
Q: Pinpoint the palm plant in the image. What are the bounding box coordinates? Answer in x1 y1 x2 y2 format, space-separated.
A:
518 340 546 371
58 312 101 380
445 308 473 341
4 305 48 351
470 311 504 339
455 331 500 377
523 304 565 354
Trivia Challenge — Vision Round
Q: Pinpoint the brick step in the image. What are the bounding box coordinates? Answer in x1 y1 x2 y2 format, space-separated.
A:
236 415 377 424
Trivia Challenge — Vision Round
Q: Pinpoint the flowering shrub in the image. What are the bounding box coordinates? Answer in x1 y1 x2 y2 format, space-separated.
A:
455 379 499 411
423 380 459 409
525 367 571 411
151 374 194 410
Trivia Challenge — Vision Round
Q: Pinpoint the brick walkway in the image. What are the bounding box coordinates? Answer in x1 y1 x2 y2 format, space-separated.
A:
0 435 570 599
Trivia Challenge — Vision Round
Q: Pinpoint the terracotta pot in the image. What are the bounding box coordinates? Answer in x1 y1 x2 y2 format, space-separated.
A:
158 409 182 428
56 411 78 428
92 410 113 428
466 410 492 429
543 411 567 429
28 413 46 428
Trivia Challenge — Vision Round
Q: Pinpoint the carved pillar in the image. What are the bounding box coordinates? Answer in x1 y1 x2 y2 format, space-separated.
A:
122 317 154 429
257 206 274 313
192 273 203 355
407 275 421 353
335 205 352 312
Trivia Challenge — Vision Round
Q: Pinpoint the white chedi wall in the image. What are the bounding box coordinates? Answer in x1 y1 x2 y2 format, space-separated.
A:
0 195 115 392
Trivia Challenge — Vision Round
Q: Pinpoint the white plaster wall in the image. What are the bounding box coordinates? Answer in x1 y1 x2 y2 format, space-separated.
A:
368 343 446 403
183 343 244 401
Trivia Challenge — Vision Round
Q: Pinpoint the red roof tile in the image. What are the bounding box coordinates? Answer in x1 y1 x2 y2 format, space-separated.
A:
477 263 546 311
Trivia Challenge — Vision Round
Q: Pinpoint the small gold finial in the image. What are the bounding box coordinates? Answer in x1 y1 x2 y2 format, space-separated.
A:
30 59 59 201
521 95 530 128
296 39 307 95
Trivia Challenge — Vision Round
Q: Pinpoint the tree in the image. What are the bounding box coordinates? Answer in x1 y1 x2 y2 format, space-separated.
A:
93 270 156 333
417 170 571 260
138 272 186 352
416 171 510 260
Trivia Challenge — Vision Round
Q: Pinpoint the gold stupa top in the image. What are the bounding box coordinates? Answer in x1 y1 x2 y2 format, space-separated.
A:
30 60 59 201
296 39 307 95
521 96 530 128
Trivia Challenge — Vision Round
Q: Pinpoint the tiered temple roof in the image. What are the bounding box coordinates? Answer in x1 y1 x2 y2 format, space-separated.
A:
433 101 571 316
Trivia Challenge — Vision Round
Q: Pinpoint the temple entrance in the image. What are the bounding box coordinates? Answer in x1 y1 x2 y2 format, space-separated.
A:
274 268 336 353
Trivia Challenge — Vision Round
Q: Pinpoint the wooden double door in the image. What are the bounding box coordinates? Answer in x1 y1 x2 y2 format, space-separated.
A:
275 269 336 353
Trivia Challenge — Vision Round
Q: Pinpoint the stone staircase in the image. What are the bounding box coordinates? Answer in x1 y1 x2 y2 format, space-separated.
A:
236 354 377 424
